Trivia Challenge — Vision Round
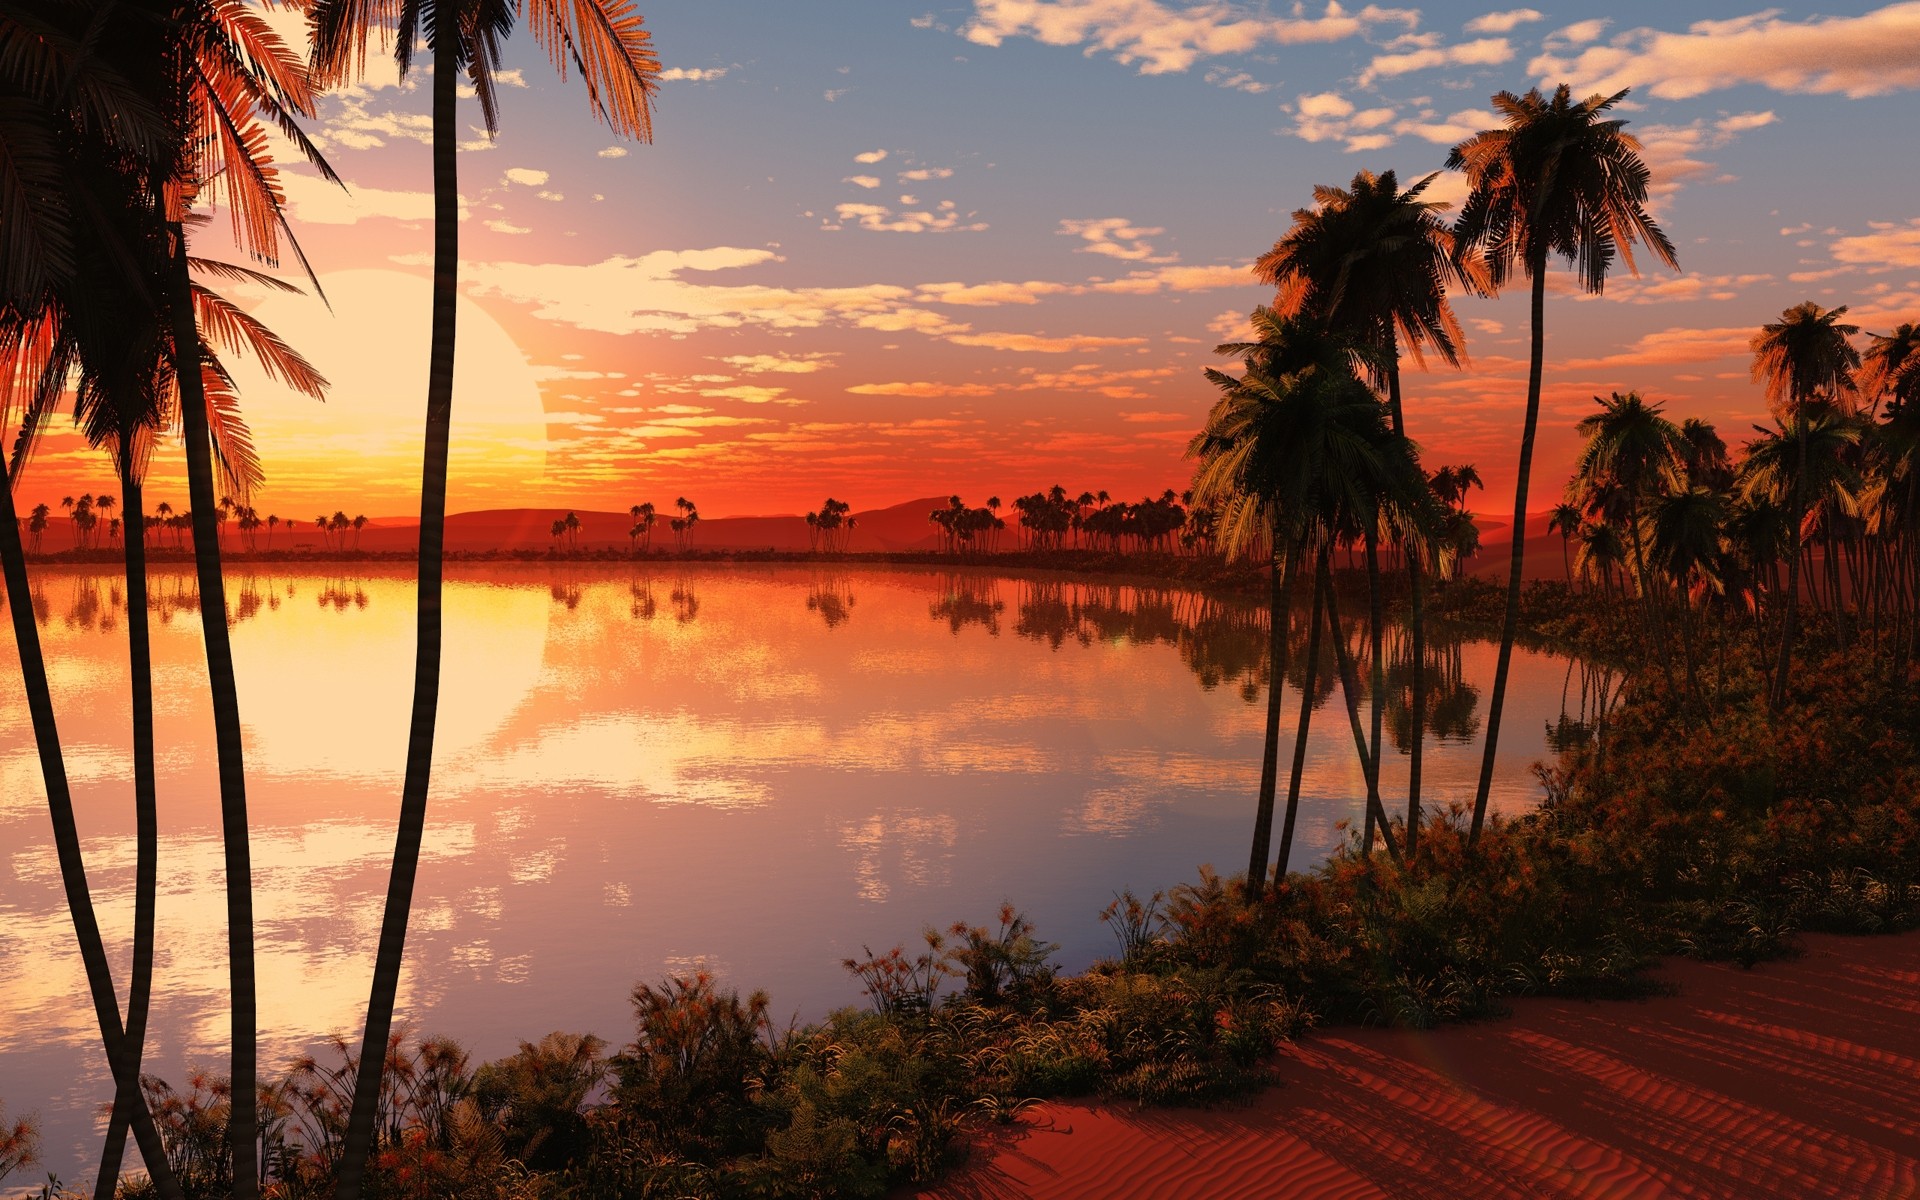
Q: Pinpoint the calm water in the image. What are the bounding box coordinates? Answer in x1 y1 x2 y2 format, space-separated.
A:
0 563 1599 1184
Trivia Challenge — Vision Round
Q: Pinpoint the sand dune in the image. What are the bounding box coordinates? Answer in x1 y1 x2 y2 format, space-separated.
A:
907 931 1920 1199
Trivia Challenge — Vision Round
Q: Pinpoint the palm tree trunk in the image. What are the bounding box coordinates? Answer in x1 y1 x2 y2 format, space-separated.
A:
1244 531 1294 897
0 448 183 1200
1406 546 1427 862
1320 565 1401 864
1469 263 1547 846
1363 531 1385 852
1772 418 1808 711
1274 554 1327 879
95 473 161 1200
167 223 260 1200
336 21 458 1197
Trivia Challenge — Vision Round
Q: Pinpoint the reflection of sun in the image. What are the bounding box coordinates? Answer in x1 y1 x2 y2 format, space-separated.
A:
223 269 548 514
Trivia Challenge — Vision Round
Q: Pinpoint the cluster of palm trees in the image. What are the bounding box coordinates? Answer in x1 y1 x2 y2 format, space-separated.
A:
1550 308 1920 715
929 495 1008 552
805 497 858 551
1190 84 1677 890
0 2 659 1198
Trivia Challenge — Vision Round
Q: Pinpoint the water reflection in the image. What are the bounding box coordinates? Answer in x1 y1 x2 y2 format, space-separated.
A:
0 563 1583 1184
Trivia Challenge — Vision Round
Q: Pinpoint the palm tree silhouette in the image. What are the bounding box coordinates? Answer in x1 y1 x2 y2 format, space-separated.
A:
306 0 657 1180
266 514 279 550
1547 503 1581 583
1190 311 1419 884
1448 84 1677 846
1751 302 1860 706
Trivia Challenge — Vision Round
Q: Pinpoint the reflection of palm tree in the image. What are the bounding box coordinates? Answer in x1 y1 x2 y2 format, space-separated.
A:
1449 84 1676 846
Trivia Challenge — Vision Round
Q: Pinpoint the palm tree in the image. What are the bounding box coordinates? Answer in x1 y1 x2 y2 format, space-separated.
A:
1190 311 1411 887
352 513 368 550
564 509 582 551
1547 502 1581 582
311 3 657 1187
1649 484 1728 711
1255 168 1481 858
267 513 279 549
1447 84 1677 844
1860 323 1920 418
1751 301 1860 707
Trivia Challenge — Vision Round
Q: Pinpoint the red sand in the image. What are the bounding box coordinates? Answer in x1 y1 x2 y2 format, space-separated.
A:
908 932 1920 1199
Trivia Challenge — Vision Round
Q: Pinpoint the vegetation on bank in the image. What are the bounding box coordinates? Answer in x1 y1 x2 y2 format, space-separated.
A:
6 600 1911 1200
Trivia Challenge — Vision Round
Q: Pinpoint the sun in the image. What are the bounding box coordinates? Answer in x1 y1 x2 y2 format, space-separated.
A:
222 268 550 515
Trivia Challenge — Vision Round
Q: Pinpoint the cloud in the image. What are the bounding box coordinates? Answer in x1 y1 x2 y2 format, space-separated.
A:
946 331 1146 352
1545 18 1607 47
1561 325 1754 370
1202 66 1269 93
1290 92 1414 151
899 167 956 181
503 167 550 187
960 0 1417 75
280 171 450 225
1585 272 1772 304
1715 110 1777 134
1118 410 1189 422
1358 37 1512 87
844 175 882 188
918 280 1073 306
846 381 996 397
700 385 800 405
1531 5 1920 101
659 66 730 82
1832 219 1920 270
485 219 532 234
1087 263 1254 293
1058 216 1175 262
597 146 629 158
1464 8 1541 34
854 149 889 163
835 202 987 233
720 353 837 374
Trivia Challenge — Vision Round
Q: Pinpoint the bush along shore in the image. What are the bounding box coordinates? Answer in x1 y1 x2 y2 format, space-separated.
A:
9 605 1916 1200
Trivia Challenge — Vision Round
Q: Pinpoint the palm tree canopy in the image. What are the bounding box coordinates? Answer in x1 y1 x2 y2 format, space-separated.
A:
1254 169 1478 372
312 0 659 142
1571 390 1686 501
1751 301 1861 417
1861 322 1920 411
1446 85 1678 293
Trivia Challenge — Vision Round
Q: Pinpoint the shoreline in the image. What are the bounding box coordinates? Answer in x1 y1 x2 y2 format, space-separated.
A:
905 929 1920 1200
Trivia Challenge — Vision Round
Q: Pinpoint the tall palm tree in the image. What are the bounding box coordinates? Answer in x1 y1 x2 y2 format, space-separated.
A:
1751 301 1860 707
1447 84 1677 844
1254 168 1481 860
1190 312 1411 885
310 3 658 1194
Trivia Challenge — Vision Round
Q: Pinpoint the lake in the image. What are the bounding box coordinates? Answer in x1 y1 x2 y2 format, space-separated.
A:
0 562 1606 1185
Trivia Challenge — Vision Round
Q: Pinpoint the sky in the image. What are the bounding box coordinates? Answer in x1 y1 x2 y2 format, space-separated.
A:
20 0 1920 519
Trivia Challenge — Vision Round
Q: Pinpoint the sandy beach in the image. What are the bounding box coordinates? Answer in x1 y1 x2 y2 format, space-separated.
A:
908 931 1920 1199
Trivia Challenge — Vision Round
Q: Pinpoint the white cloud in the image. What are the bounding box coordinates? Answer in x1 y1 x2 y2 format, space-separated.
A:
1715 110 1777 134
1531 5 1920 100
918 280 1073 306
855 149 889 163
485 219 532 235
659 66 730 82
1545 18 1608 47
846 381 996 397
503 167 550 187
899 167 956 181
1832 219 1920 270
947 331 1146 352
1464 8 1541 34
598 146 629 159
1358 38 1511 88
844 175 882 188
280 171 458 225
835 202 987 233
1202 66 1269 93
960 0 1417 75
1057 216 1175 262
720 353 837 374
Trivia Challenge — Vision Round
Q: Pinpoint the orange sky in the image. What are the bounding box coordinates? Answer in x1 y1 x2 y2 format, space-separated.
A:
11 1 1920 521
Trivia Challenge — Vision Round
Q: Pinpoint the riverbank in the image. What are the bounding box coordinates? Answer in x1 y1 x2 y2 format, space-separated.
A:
905 929 1920 1199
